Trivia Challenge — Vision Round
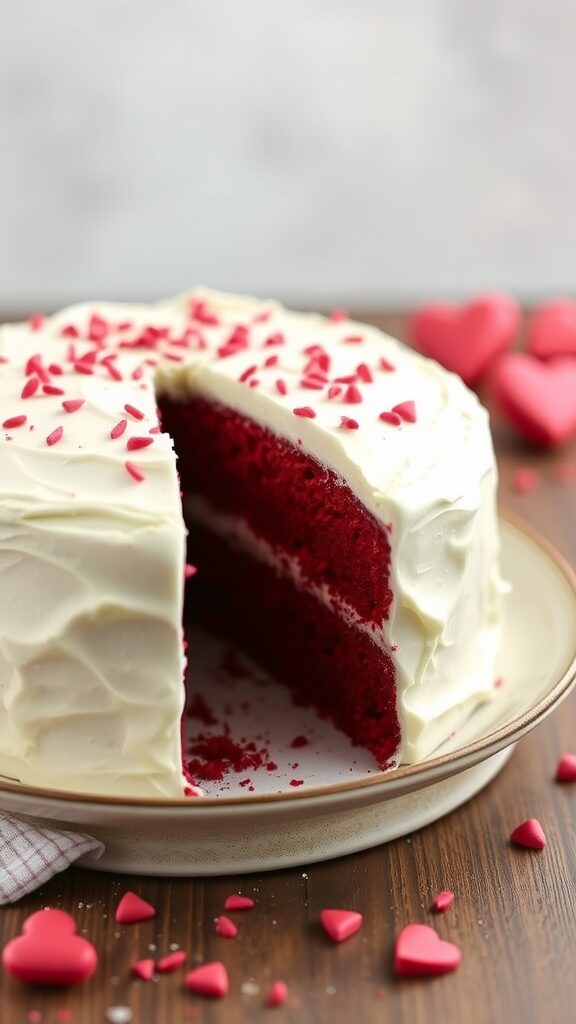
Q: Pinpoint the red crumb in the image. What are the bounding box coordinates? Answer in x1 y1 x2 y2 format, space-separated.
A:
555 753 576 782
266 980 288 1007
2 415 27 429
432 890 455 913
290 735 309 748
289 779 304 787
512 467 540 494
46 426 64 447
224 894 254 911
215 916 238 938
110 419 128 439
125 461 146 483
186 733 272 781
553 461 576 485
293 406 316 418
186 694 217 726
156 950 187 973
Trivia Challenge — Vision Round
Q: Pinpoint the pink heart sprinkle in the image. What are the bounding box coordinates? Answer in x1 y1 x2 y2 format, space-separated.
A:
2 909 97 986
266 980 288 1007
156 950 187 973
527 300 576 360
224 894 254 911
185 961 229 999
510 818 547 849
432 890 455 913
215 915 238 938
132 958 155 981
115 892 156 924
320 909 363 943
394 924 461 976
555 754 576 782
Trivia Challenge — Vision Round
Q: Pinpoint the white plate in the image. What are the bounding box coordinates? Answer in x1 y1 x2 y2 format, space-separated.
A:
0 515 575 875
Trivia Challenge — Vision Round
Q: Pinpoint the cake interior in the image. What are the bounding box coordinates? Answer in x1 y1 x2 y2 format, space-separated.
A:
159 395 401 770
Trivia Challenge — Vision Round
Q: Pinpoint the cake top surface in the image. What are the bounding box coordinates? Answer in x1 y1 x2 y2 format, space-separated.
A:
0 289 494 521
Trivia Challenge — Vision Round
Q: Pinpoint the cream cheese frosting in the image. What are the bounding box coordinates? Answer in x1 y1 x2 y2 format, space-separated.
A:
0 290 504 796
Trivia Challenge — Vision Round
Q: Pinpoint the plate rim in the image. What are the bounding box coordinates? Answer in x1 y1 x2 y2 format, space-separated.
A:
1 509 575 811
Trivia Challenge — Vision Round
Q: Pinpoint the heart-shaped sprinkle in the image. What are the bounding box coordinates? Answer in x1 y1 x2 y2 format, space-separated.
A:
224 894 254 911
132 959 154 981
266 980 288 1007
115 892 156 924
492 354 576 446
392 400 417 423
432 890 455 913
156 950 187 973
410 293 519 385
527 300 576 360
394 924 461 976
556 754 576 782
510 818 547 849
2 909 97 986
185 961 229 999
320 909 363 943
215 916 238 939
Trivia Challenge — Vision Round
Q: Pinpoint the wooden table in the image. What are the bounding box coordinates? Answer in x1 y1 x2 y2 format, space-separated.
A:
1 312 575 1024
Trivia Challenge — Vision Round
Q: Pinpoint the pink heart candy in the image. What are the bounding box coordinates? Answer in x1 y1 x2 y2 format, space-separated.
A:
556 753 576 782
185 961 229 998
132 958 155 981
510 818 547 849
2 909 97 986
527 300 576 359
410 293 519 386
223 894 254 911
115 891 156 924
492 353 576 445
320 909 363 943
394 923 461 976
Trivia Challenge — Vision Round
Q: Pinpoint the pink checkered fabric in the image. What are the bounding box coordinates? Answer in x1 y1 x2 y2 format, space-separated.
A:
0 814 104 904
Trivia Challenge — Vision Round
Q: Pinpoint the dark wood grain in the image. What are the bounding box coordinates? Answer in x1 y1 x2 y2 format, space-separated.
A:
1 312 575 1024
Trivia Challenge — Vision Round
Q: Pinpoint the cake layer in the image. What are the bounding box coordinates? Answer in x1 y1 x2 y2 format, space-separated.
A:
187 521 401 769
160 396 393 625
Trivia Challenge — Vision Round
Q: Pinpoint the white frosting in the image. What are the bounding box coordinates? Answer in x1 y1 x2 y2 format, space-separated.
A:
0 289 503 796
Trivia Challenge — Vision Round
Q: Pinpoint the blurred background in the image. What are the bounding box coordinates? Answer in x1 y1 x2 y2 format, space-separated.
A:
0 0 572 313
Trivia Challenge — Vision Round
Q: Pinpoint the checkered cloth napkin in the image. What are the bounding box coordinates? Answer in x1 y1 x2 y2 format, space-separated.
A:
0 814 104 904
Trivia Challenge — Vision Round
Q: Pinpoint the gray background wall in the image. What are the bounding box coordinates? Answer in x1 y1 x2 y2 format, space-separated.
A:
0 1 573 310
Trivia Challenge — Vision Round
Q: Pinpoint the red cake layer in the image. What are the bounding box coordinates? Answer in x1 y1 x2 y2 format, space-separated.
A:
159 396 393 625
187 520 400 769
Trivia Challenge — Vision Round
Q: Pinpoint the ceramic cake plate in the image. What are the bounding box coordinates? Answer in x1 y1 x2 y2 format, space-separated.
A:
0 514 575 876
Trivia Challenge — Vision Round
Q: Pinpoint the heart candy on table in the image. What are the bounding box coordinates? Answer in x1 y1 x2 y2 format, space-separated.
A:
510 818 547 849
2 909 97 986
491 353 576 446
409 292 519 386
394 923 461 976
115 891 156 924
556 753 576 782
185 961 229 998
320 909 363 942
527 300 576 360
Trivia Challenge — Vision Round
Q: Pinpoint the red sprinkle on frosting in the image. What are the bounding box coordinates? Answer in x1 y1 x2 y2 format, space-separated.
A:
379 356 396 371
293 406 316 419
327 385 342 400
379 411 402 426
340 416 359 430
392 400 417 423
126 436 154 451
42 384 65 396
124 403 145 421
275 379 288 396
239 364 257 383
61 324 79 338
21 377 40 399
330 309 348 323
3 415 27 429
28 313 46 331
264 332 285 347
62 399 84 414
343 334 363 344
344 383 363 404
110 419 128 439
46 426 64 447
125 461 145 482
356 362 374 383
263 354 279 368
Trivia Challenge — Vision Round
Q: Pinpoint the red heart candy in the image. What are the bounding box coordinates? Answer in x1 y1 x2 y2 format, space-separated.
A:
267 980 288 1007
528 300 576 359
394 924 461 976
2 909 97 986
410 293 519 386
320 909 363 943
223 894 254 911
492 354 576 445
185 961 229 998
556 753 576 782
156 950 187 973
132 958 155 981
215 915 238 939
510 818 546 849
115 891 156 924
